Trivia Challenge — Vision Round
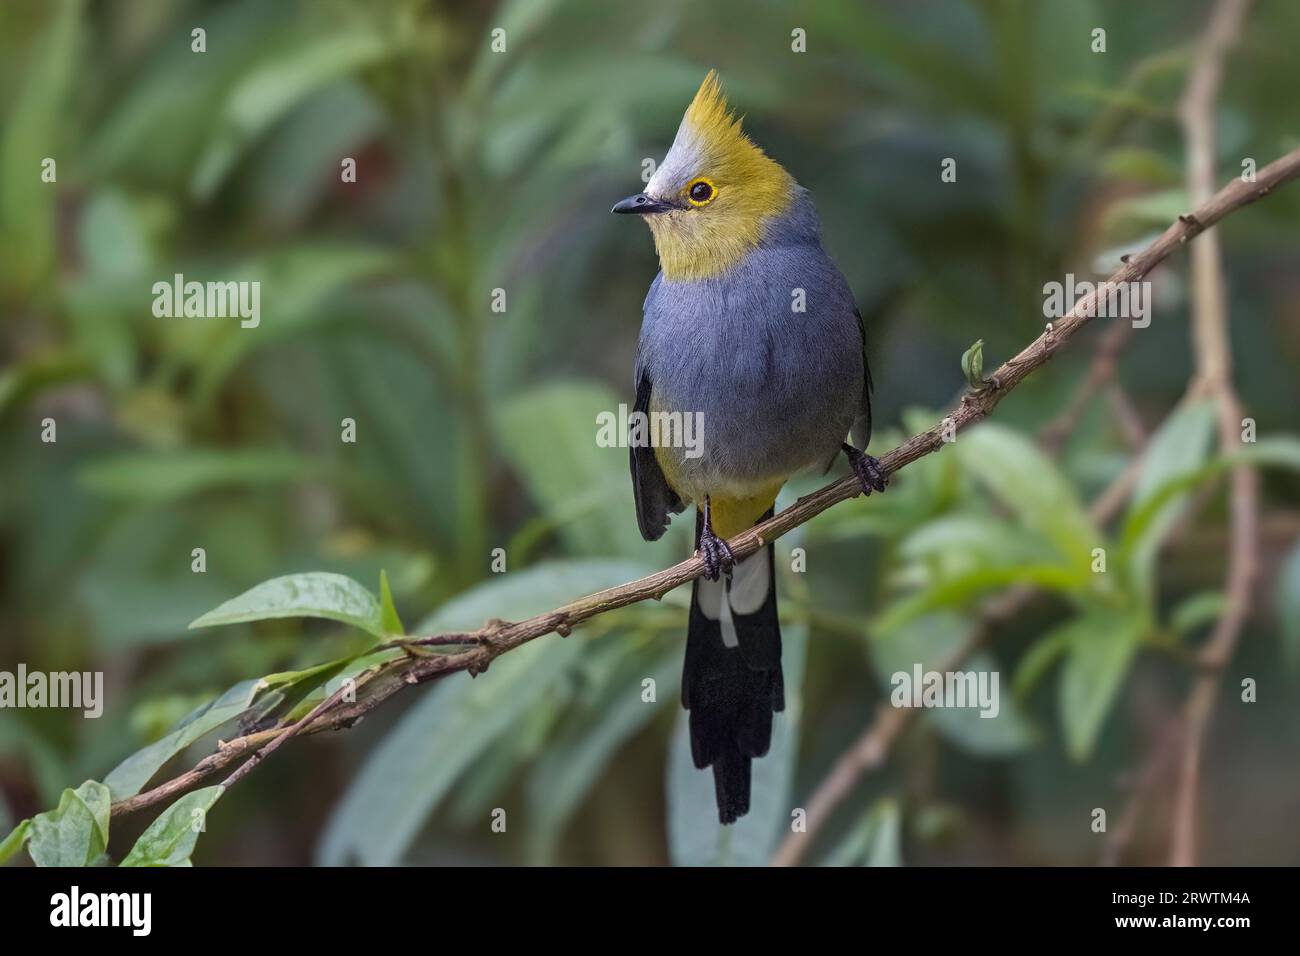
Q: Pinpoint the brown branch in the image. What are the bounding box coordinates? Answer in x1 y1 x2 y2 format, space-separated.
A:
219 667 383 790
109 143 1300 824
109 730 276 818
1169 0 1259 868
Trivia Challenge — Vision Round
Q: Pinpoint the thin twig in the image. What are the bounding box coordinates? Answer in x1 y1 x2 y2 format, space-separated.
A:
1039 320 1135 455
108 143 1300 823
1101 717 1183 866
1106 383 1148 450
1169 0 1258 868
219 667 383 790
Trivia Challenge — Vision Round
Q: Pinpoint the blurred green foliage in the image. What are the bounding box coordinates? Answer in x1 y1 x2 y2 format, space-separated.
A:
3 0 1300 865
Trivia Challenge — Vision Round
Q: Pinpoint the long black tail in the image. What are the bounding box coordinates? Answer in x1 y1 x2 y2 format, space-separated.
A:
683 509 784 824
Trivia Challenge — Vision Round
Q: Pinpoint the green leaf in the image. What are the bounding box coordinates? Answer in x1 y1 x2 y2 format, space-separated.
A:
104 680 260 800
444 707 561 827
188 572 384 637
1058 612 1146 761
1120 399 1216 595
0 350 92 417
898 513 1060 581
243 657 360 729
120 786 224 867
320 639 581 865
192 244 399 403
1120 437 1300 592
272 651 397 726
1012 627 1074 700
1240 437 1300 471
191 31 405 199
954 424 1100 571
0 819 32 866
0 0 82 297
244 81 385 223
960 339 986 389
77 188 152 279
1170 590 1227 638
258 659 352 690
27 781 111 867
823 797 902 867
875 563 1085 636
525 636 681 862
378 569 404 636
872 613 1036 755
667 622 809 866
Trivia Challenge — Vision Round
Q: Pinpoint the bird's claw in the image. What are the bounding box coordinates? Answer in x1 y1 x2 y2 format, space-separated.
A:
843 444 888 496
698 524 735 582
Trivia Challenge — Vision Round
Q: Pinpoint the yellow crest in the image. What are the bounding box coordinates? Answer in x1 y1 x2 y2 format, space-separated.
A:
645 71 797 281
683 71 746 150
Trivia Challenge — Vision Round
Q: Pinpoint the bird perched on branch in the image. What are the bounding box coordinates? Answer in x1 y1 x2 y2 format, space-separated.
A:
613 71 885 824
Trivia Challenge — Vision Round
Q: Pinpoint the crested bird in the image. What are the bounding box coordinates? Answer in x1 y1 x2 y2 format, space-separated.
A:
613 71 886 824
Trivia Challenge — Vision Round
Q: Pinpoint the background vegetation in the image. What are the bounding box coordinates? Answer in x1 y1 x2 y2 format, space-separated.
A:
2 0 1299 866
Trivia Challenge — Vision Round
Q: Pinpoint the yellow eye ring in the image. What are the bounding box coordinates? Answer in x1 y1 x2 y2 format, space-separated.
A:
686 177 717 206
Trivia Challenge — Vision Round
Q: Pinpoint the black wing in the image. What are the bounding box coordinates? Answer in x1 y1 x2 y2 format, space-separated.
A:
630 368 684 541
851 306 874 451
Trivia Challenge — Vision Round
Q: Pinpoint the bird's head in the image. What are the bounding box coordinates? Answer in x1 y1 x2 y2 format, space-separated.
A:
613 70 797 281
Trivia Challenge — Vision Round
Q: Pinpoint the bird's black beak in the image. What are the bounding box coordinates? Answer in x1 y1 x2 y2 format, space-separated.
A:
612 192 675 215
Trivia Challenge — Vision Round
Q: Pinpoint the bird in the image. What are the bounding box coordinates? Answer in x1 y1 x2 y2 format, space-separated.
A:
612 71 886 824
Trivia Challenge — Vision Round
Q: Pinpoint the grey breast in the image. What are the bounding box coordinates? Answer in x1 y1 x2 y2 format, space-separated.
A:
635 201 863 502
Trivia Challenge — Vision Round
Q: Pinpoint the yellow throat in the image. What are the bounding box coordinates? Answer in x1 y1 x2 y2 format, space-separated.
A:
643 72 797 282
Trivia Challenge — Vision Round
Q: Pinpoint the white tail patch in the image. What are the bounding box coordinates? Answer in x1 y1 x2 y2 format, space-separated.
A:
697 552 770 648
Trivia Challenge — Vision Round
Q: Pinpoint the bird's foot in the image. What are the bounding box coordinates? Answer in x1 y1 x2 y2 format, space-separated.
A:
697 498 735 581
698 525 735 581
843 443 888 496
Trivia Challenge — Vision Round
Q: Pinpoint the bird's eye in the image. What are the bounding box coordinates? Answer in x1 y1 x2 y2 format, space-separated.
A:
687 178 716 206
